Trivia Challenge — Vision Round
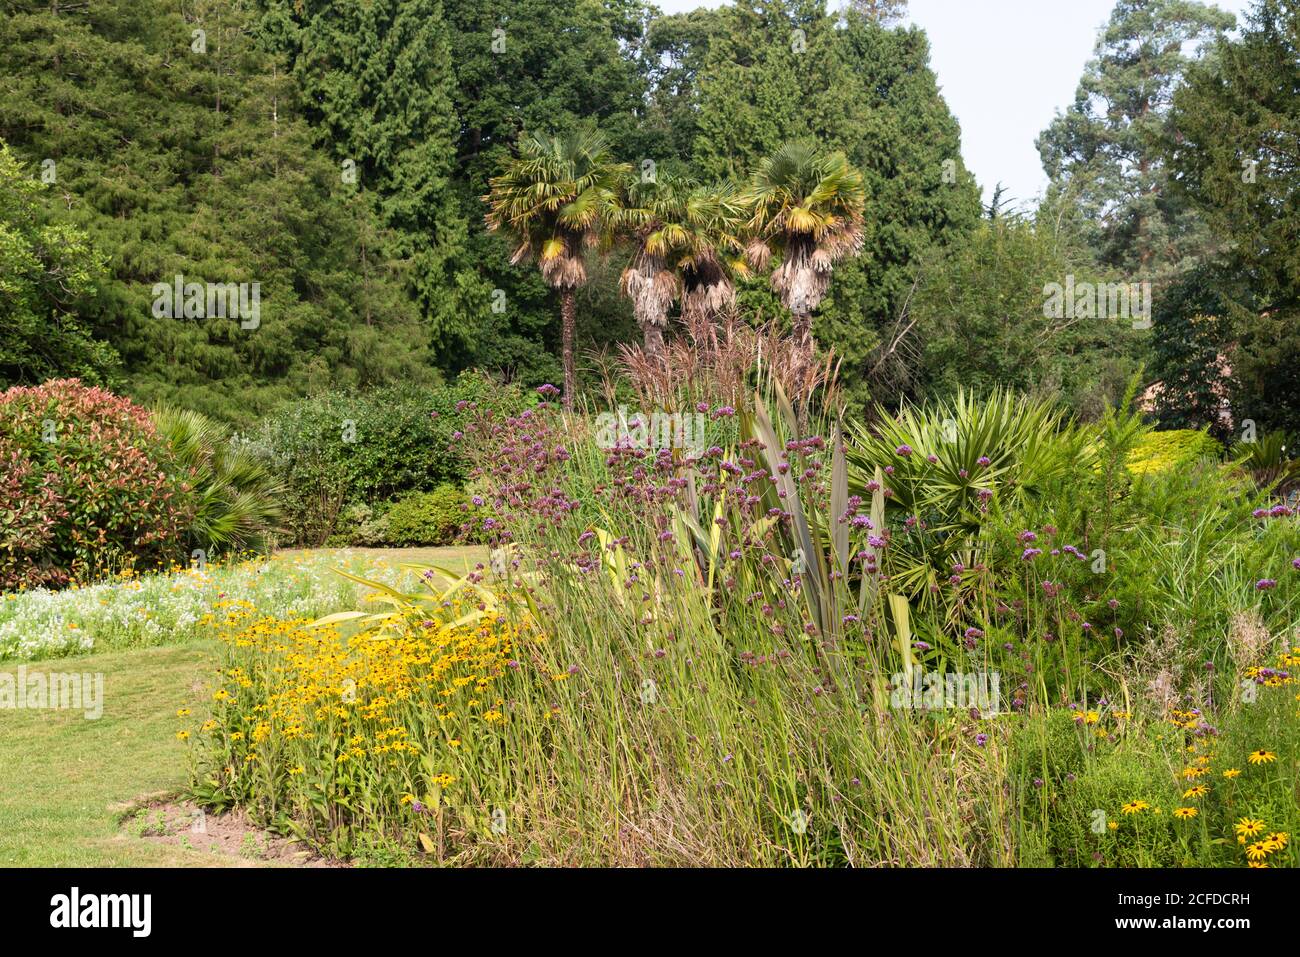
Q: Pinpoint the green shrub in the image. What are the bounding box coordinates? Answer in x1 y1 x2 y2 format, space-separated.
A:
324 503 391 547
0 379 194 589
246 372 530 545
1126 428 1222 476
384 486 469 547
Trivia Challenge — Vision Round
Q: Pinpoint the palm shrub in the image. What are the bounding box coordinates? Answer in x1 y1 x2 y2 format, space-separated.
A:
1230 431 1300 495
153 405 283 556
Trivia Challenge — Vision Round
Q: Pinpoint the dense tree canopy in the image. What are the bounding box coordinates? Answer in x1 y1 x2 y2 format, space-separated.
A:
0 0 1292 436
1037 0 1236 281
0 0 434 423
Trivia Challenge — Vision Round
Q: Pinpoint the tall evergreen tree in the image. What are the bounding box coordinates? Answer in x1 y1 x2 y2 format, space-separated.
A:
1036 0 1236 280
0 0 432 423
1159 0 1300 431
258 0 480 352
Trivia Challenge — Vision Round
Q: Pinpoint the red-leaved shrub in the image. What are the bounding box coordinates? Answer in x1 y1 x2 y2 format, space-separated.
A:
0 379 195 589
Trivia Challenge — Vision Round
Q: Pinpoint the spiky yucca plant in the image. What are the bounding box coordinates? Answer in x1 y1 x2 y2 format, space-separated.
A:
845 390 1095 607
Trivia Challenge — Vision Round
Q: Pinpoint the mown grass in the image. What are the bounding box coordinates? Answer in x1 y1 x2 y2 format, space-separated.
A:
0 643 222 866
0 546 484 866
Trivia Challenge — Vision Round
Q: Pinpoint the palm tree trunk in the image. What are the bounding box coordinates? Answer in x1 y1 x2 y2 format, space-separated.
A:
642 317 665 360
561 288 577 409
792 310 813 357
791 310 814 433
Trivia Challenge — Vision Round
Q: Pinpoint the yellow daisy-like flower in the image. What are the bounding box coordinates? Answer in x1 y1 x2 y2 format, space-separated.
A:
1182 785 1209 799
1235 818 1266 839
1246 841 1270 862
1247 749 1276 765
1173 807 1198 820
1222 768 1241 779
1247 860 1269 868
1107 821 1119 831
1267 831 1289 849
1121 800 1150 815
175 730 190 741
176 708 192 717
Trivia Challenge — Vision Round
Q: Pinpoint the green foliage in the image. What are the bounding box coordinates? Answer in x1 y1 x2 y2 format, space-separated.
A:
1161 0 1300 432
0 0 434 424
1148 261 1241 436
1126 429 1223 477
909 216 1146 417
1230 431 1300 494
384 486 472 547
0 142 118 387
247 373 529 546
0 379 194 589
257 0 482 352
152 405 283 555
1011 675 1300 868
741 143 867 325
845 390 1094 606
1037 0 1235 279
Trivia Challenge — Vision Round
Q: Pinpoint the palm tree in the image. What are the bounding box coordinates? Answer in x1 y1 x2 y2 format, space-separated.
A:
678 181 750 330
742 143 867 368
484 131 626 407
614 173 749 359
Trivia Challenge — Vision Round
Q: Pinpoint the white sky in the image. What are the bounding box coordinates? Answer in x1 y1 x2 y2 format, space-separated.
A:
654 0 1255 208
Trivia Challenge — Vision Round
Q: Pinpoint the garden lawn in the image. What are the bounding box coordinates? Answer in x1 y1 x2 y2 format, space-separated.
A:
0 642 223 866
0 546 485 866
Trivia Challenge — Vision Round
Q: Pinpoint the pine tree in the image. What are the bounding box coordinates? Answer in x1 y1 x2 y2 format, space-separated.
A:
0 0 433 423
1036 0 1236 280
